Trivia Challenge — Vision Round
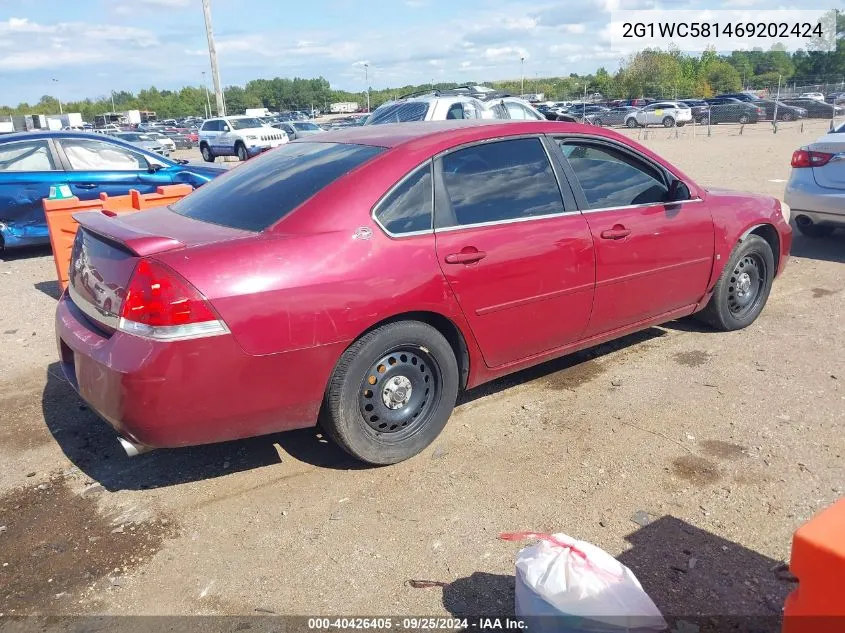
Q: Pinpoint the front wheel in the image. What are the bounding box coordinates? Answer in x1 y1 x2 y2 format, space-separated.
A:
739 114 750 124
236 143 248 162
662 116 675 128
200 144 214 163
319 321 459 465
626 118 638 128
782 112 794 122
593 118 603 127
696 234 775 331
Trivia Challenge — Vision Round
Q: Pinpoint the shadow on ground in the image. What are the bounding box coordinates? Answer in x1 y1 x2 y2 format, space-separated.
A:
42 363 363 492
789 230 845 265
34 280 61 300
0 245 51 262
442 517 793 629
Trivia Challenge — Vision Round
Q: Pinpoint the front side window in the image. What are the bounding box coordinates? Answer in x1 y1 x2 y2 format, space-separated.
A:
171 142 385 231
505 102 527 120
446 103 465 119
201 120 218 131
367 102 430 125
59 139 147 171
438 138 565 228
374 163 432 235
0 140 57 172
558 141 668 209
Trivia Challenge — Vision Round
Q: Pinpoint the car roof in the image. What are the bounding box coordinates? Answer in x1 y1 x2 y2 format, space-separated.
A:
0 130 172 156
292 119 618 150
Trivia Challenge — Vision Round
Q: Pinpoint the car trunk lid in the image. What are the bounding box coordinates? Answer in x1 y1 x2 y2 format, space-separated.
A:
68 207 251 331
809 133 845 190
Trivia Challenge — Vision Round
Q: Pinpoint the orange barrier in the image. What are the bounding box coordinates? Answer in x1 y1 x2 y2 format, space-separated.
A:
44 184 193 290
783 498 845 633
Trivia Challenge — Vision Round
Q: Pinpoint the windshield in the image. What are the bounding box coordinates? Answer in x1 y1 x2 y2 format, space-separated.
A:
229 117 264 130
293 122 321 131
118 133 144 141
171 142 385 231
366 102 429 125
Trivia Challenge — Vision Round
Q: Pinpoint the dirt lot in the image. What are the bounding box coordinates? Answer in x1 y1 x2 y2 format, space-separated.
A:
0 119 843 619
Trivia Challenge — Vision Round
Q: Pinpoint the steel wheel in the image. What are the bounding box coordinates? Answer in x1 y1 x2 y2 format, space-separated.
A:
358 347 440 439
739 114 750 124
662 116 675 128
727 253 766 319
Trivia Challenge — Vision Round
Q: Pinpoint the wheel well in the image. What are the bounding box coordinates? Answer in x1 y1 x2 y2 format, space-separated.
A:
744 224 781 274
361 311 470 390
199 141 209 148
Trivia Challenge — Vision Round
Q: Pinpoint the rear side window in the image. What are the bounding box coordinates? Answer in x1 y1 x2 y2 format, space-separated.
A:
171 142 384 231
368 102 429 124
0 140 56 171
559 141 668 209
374 163 432 235
437 138 565 228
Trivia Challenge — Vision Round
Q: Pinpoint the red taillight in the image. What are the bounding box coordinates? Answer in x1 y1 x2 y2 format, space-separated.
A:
120 259 219 327
791 149 833 168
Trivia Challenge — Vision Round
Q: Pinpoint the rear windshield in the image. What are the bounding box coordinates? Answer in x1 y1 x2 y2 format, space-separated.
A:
367 102 429 125
170 142 384 231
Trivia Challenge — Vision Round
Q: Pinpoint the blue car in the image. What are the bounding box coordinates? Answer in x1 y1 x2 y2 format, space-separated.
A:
0 131 225 249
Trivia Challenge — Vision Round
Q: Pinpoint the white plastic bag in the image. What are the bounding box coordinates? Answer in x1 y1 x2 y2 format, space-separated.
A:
501 532 667 632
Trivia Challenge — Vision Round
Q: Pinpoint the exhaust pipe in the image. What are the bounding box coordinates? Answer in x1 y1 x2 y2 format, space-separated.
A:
118 436 151 457
795 215 813 228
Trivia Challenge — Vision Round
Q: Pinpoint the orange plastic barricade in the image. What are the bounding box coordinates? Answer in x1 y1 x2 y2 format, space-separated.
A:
44 184 193 290
783 498 845 633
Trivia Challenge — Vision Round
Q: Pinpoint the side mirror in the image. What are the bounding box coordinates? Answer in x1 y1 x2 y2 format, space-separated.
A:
667 179 691 202
222 125 230 132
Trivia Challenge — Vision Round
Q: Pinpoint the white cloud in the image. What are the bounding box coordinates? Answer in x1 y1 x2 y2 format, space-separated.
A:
482 46 530 62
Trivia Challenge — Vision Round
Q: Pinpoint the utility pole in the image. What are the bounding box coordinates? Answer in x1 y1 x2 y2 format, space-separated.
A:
110 90 116 113
520 57 525 95
51 78 62 115
364 63 370 112
202 0 225 117
202 71 212 118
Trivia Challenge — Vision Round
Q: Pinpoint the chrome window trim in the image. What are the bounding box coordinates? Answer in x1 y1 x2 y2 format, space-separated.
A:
0 138 61 173
370 160 435 239
435 209 586 233
68 283 119 329
579 197 704 214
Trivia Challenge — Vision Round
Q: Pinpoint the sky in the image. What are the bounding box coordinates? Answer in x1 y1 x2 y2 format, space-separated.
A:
0 0 830 105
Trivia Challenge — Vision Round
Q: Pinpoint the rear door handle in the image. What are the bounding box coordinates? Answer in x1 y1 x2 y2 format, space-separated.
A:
445 250 487 264
75 183 99 190
600 226 631 240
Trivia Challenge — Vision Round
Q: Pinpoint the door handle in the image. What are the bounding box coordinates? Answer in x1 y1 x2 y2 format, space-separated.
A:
445 250 487 264
600 225 631 240
75 183 99 190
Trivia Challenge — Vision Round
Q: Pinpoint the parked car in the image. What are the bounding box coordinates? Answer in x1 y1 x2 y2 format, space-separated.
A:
824 92 845 104
703 97 763 124
756 100 807 122
143 131 177 153
626 101 692 127
782 99 845 119
596 106 639 127
163 131 194 150
0 131 224 249
798 92 825 102
56 121 791 464
199 115 288 162
785 129 845 237
716 92 763 103
274 121 326 140
678 99 710 122
112 132 168 156
365 93 490 124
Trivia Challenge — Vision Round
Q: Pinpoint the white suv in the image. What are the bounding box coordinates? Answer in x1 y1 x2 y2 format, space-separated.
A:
626 101 693 128
199 115 288 162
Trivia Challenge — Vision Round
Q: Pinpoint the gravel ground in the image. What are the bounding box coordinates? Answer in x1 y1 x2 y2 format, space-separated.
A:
0 119 842 619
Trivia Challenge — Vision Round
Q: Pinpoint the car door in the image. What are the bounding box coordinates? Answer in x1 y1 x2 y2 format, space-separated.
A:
55 137 166 199
553 136 714 336
638 104 656 125
433 136 595 368
0 138 69 247
213 120 235 154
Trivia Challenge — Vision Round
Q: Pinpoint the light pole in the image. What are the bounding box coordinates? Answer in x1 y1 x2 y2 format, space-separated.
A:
202 0 226 117
51 78 62 115
202 71 212 117
364 63 370 112
110 90 116 113
520 57 525 96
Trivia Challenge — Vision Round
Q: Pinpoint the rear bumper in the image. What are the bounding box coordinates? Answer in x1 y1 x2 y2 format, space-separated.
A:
55 291 344 448
785 173 845 223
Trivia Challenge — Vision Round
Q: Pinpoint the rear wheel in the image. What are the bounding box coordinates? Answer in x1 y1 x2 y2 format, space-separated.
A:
662 116 675 128
319 321 459 465
200 143 214 163
676 121 686 127
696 235 774 331
236 142 248 162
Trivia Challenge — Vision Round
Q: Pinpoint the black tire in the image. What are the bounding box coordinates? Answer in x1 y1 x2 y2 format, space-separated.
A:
593 118 603 127
319 321 459 465
696 234 775 331
782 112 794 122
236 142 248 162
739 114 750 124
676 121 686 127
200 143 214 163
626 118 638 128
796 222 834 238
663 116 675 128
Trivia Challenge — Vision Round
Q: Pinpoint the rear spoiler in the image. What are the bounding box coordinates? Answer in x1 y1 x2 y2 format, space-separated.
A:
72 210 184 256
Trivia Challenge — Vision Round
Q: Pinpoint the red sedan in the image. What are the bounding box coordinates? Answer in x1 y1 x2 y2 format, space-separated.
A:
55 121 792 464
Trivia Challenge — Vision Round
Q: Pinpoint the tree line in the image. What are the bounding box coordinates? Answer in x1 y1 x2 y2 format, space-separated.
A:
2 13 842 120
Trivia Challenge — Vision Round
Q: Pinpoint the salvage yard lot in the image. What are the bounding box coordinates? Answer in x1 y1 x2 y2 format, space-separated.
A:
0 120 842 617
